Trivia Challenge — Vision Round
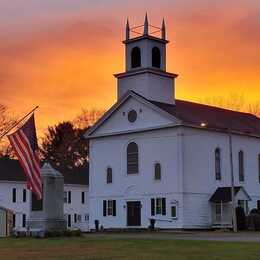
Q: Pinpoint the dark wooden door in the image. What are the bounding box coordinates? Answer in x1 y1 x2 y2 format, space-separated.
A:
127 201 141 226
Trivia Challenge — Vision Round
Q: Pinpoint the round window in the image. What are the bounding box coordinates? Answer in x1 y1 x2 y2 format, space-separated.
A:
128 110 137 123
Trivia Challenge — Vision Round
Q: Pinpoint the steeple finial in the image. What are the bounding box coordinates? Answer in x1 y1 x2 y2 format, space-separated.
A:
126 18 130 40
161 18 166 39
143 13 149 36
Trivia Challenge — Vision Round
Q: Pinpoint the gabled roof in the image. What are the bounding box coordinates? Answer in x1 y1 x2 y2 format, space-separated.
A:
85 90 181 137
150 99 260 136
209 186 251 203
0 157 89 186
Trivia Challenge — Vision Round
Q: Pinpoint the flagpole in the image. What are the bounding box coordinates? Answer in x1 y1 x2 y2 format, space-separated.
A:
0 106 39 140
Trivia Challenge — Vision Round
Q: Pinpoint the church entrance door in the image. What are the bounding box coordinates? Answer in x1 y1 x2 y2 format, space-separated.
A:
127 201 141 226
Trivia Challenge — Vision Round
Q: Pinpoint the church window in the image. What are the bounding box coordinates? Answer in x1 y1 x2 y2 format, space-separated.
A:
107 167 113 184
131 47 141 68
154 163 161 180
238 150 244 182
128 110 137 123
215 148 221 180
152 47 161 68
103 200 116 216
171 205 177 218
151 197 166 216
127 142 139 174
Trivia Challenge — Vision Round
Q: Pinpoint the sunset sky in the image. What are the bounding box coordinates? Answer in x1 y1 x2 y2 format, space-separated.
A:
0 0 260 135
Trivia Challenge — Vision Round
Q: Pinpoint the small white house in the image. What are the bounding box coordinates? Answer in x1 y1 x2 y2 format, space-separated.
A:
85 15 260 230
0 157 89 232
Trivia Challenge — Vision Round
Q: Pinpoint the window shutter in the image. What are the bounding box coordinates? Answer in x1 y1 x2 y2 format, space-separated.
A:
151 198 155 216
113 200 116 216
103 200 107 217
162 198 166 215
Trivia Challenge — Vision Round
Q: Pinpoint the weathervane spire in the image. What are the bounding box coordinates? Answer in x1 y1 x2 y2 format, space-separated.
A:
126 18 130 40
143 13 149 36
161 18 166 39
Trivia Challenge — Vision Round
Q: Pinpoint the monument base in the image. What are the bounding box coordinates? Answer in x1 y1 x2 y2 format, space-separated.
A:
27 218 66 233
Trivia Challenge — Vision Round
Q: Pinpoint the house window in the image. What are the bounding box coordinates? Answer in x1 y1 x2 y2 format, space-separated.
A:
74 213 77 223
13 214 16 228
151 197 166 216
64 191 68 203
131 47 141 68
68 191 71 204
81 191 85 204
78 214 82 223
127 142 139 174
238 150 244 182
258 154 260 183
23 189 26 203
215 148 221 180
67 214 71 227
154 163 161 181
152 47 161 68
22 214 26 228
106 168 113 184
12 188 16 203
103 200 116 217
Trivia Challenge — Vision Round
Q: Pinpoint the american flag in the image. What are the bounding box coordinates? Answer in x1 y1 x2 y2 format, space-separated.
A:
8 114 42 200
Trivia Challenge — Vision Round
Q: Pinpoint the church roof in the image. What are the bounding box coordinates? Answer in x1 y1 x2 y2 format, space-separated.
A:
0 157 89 185
149 98 260 137
85 90 260 138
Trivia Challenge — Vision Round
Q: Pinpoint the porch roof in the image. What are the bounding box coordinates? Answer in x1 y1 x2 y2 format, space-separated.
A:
209 186 251 203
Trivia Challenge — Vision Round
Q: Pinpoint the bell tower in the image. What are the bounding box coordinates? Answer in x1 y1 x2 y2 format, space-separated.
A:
115 14 178 104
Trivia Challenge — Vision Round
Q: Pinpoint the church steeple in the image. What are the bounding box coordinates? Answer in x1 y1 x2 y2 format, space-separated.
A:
115 15 178 104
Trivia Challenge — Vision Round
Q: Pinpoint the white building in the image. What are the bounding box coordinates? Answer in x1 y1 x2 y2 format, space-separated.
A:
85 15 260 230
0 157 89 231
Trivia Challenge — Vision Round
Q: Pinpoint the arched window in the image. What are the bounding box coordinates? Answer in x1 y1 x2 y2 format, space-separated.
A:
239 150 244 182
106 167 112 184
154 163 161 180
131 47 141 68
215 148 221 180
127 142 138 174
152 47 161 68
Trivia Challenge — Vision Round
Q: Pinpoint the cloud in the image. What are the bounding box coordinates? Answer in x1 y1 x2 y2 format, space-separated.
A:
0 0 259 135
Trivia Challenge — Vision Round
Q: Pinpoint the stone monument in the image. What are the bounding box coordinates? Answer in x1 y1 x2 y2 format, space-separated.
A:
27 163 66 234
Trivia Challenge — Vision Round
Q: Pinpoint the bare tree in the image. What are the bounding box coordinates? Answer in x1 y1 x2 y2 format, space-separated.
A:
0 104 17 157
202 93 260 118
203 93 246 112
73 108 105 129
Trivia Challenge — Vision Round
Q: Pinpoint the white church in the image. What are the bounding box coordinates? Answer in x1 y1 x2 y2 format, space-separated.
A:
85 15 260 230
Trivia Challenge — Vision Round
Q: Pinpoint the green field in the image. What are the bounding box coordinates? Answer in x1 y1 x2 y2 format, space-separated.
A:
0 235 260 260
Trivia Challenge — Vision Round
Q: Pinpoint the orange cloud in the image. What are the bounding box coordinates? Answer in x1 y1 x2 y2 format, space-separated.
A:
0 1 259 137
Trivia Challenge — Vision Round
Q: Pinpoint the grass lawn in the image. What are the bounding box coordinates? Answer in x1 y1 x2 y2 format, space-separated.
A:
0 235 260 260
